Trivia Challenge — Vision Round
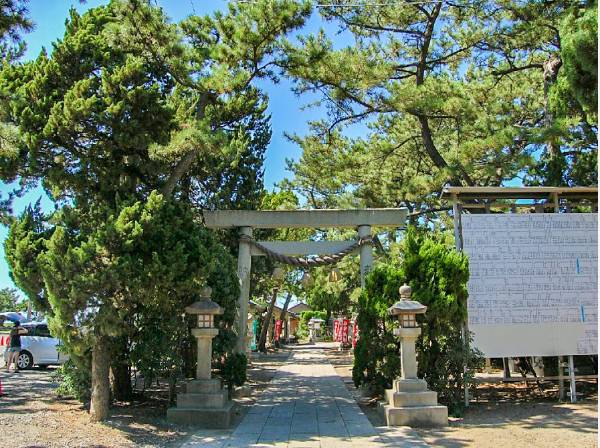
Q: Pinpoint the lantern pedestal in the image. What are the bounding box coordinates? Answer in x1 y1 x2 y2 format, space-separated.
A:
379 327 447 427
167 303 233 428
166 378 233 428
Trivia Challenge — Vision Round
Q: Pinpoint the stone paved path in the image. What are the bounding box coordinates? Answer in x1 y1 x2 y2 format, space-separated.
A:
182 344 428 447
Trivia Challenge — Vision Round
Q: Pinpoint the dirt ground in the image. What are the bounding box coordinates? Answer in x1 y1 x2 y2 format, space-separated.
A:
1 347 597 447
326 348 598 448
0 350 291 448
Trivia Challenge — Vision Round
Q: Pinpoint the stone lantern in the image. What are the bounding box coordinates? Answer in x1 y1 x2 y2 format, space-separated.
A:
389 284 427 380
308 317 324 342
186 286 222 380
379 284 448 427
167 286 233 428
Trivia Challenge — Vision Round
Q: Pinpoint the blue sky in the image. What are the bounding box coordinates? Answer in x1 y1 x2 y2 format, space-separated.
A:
0 0 350 295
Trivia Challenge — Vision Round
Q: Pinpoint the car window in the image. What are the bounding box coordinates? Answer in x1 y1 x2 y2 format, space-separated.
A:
35 325 52 338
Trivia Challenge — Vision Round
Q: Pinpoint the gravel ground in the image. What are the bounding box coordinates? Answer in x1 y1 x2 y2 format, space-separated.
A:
1 347 596 448
0 366 191 448
326 348 598 448
0 349 291 448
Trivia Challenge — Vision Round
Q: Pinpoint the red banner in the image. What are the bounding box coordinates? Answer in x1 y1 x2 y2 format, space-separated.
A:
342 318 349 344
334 320 340 342
274 320 282 341
352 320 358 348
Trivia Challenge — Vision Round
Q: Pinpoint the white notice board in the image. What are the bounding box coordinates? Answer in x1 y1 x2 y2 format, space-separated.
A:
461 213 598 357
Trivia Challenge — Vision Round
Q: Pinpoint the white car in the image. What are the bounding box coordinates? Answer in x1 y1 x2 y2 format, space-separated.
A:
3 322 69 369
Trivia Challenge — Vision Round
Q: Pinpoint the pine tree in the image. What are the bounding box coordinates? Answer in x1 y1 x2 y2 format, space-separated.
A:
0 0 310 421
283 1 597 209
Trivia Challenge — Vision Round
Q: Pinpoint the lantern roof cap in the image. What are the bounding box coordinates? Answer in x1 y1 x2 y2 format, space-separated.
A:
309 317 325 322
388 300 427 315
399 283 412 297
185 286 224 315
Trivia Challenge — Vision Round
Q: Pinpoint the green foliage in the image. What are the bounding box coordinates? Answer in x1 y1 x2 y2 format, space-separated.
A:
219 352 248 393
38 192 239 383
552 1 598 124
524 1 599 188
0 286 21 311
352 265 402 393
0 1 312 412
304 257 359 319
53 357 92 401
0 0 32 60
282 1 596 211
298 228 362 320
297 310 327 339
353 227 484 415
299 310 327 325
4 200 50 312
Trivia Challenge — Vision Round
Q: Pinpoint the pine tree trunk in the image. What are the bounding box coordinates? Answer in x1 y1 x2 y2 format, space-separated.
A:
90 337 111 422
110 336 131 401
110 361 131 401
543 54 564 185
258 289 278 352
278 292 293 342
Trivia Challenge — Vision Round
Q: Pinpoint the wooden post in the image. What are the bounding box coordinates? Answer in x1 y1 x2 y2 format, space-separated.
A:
452 194 463 251
554 194 565 400
484 200 491 214
502 358 511 380
558 356 565 400
484 358 492 373
452 194 469 407
534 203 545 214
551 192 560 212
568 355 577 403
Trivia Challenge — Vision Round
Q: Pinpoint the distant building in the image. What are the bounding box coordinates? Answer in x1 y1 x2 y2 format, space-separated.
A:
289 302 311 315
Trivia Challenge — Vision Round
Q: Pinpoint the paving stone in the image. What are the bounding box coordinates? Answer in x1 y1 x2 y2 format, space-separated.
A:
291 423 319 434
182 344 429 448
248 405 274 415
258 433 290 444
346 423 378 437
288 441 321 448
222 434 261 447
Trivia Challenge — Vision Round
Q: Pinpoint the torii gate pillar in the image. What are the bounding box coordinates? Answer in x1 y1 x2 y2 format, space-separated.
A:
358 225 373 288
236 226 253 353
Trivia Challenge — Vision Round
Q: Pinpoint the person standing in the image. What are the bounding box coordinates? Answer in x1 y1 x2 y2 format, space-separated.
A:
6 321 28 372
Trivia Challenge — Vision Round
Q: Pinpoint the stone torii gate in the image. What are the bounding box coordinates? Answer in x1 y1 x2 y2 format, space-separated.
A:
204 208 407 352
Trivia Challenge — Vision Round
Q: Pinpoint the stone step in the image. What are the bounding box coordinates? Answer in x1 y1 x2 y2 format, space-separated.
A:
167 402 233 428
385 389 438 407
177 391 228 409
185 378 223 394
393 378 428 393
379 402 448 427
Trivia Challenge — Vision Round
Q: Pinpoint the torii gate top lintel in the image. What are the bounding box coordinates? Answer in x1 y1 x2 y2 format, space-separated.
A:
211 208 409 353
203 208 408 229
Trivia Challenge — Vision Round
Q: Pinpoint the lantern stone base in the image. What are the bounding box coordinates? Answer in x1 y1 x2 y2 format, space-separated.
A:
379 379 448 427
167 379 233 428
